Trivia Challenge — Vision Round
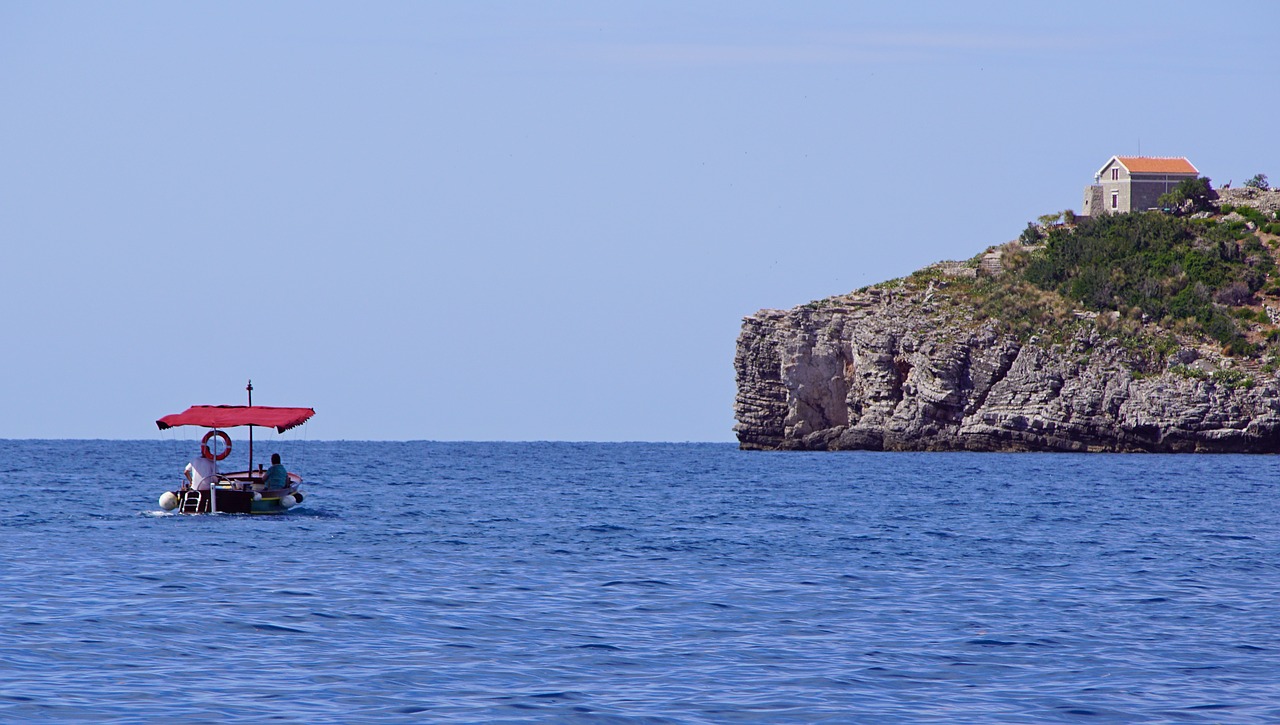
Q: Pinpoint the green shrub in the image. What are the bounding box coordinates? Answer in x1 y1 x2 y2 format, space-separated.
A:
1204 314 1239 346
1212 368 1255 386
1170 364 1208 381
1019 212 1280 352
1020 223 1045 244
1159 176 1216 213
1037 212 1063 227
1233 307 1270 324
1236 206 1269 226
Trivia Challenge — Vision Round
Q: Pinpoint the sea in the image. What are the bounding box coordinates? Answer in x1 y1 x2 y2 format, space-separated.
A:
3 440 1280 724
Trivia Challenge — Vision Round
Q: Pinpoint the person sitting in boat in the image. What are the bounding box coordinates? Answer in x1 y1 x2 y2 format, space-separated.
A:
183 451 219 491
262 453 288 490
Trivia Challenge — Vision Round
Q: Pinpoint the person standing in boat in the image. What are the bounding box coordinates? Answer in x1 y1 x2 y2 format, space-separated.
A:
262 453 289 490
183 451 219 491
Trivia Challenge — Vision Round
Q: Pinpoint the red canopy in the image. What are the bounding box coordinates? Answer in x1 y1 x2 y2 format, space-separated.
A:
156 405 315 433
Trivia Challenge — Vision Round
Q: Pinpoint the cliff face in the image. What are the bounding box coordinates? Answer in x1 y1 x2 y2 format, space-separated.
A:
734 282 1280 453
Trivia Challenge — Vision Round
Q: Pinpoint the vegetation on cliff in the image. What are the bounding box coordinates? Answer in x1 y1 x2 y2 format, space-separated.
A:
867 198 1280 375
1022 211 1273 354
1157 177 1216 213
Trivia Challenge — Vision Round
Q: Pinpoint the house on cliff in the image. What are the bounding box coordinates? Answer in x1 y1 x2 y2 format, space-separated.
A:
1082 156 1199 216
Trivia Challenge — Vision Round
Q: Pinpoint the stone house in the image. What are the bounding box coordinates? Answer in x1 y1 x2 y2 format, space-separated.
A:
1082 156 1199 216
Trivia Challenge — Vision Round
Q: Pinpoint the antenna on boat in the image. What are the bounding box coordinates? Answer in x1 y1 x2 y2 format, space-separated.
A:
247 379 254 474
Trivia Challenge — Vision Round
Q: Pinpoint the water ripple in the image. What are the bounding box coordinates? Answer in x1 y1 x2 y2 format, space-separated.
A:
3 442 1280 722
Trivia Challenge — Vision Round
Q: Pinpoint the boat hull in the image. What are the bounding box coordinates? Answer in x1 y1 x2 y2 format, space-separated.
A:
165 487 304 514
163 472 305 515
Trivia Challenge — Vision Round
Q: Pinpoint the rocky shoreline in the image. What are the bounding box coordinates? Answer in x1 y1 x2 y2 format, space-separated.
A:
734 248 1280 454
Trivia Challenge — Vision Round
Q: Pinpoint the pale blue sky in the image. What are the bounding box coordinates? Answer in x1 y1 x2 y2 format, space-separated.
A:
2 2 1276 440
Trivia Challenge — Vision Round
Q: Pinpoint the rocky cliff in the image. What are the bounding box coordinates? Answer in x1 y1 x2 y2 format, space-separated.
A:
735 207 1280 452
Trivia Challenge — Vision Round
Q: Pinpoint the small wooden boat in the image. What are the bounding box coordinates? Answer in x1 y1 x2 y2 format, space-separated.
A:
156 382 315 514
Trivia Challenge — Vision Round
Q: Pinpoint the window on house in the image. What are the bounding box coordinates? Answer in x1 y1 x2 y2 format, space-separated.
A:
1112 168 1119 180
1111 192 1119 209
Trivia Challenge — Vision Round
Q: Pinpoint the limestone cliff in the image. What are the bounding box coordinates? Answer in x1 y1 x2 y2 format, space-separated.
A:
735 205 1280 452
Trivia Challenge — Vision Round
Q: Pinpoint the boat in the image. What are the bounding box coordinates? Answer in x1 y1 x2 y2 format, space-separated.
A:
155 381 315 514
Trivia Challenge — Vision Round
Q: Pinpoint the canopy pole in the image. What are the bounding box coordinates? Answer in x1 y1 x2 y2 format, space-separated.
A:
247 380 254 475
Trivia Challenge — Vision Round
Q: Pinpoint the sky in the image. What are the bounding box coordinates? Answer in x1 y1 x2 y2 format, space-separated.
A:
1 2 1277 441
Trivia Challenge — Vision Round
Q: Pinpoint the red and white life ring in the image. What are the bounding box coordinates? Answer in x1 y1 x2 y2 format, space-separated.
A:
201 430 232 461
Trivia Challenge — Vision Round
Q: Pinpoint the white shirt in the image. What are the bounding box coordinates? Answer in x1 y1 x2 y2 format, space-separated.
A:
185 456 219 491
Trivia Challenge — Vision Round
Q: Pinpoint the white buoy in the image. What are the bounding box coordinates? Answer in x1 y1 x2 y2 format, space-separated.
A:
253 492 263 501
158 491 178 511
280 494 297 509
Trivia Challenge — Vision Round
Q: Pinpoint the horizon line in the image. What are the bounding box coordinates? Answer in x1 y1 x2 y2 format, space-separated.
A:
0 437 738 444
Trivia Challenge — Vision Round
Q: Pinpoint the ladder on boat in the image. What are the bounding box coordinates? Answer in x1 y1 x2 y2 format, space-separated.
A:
179 490 206 514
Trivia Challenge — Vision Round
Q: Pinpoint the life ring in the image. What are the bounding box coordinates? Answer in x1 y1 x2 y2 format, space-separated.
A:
201 430 232 461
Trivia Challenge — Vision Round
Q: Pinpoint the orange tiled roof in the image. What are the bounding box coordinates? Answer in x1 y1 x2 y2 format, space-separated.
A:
1116 156 1198 175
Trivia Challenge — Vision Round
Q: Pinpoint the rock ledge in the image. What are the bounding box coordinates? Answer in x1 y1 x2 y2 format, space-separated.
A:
734 282 1280 453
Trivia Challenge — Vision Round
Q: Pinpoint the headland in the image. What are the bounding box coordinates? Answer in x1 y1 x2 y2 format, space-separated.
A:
735 182 1280 452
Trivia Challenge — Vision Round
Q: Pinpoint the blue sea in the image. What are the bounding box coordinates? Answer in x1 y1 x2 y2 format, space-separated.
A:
3 441 1280 723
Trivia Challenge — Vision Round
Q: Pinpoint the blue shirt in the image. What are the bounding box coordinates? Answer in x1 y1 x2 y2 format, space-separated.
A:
263 463 289 489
